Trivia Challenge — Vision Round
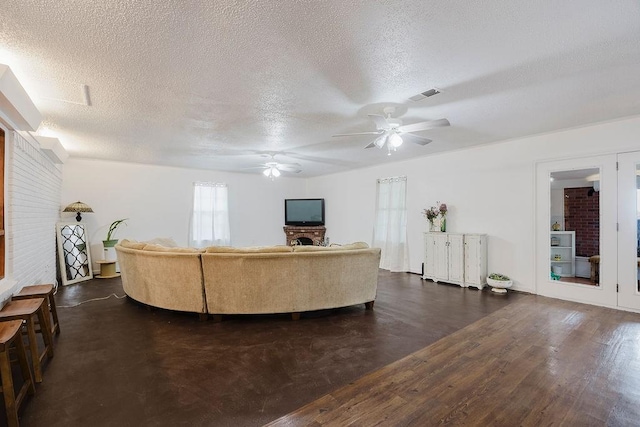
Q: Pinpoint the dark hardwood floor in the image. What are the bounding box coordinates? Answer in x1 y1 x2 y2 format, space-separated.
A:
8 270 525 426
12 270 640 426
268 294 640 426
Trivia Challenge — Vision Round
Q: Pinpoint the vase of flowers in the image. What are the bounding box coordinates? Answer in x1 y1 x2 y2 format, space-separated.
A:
422 201 448 232
422 206 440 231
439 202 447 232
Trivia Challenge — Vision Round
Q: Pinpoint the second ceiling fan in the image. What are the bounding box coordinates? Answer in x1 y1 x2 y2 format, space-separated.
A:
333 107 450 155
256 154 302 180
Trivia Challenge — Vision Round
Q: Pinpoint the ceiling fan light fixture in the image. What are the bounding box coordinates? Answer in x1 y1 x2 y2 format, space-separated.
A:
263 166 281 180
374 135 387 149
388 133 403 148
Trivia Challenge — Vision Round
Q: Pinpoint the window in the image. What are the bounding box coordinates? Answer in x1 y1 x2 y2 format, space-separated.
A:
373 176 409 272
189 182 230 247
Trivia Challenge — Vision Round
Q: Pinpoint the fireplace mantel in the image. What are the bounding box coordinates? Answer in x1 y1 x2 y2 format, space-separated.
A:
283 226 326 246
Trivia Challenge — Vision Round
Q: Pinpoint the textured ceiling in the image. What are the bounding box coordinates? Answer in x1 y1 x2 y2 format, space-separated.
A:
2 1 640 177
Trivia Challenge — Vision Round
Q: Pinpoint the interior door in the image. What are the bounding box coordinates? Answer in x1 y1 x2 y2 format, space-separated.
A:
536 155 618 308
617 151 640 311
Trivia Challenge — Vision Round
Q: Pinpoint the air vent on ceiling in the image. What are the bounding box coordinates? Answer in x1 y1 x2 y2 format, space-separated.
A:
38 82 92 106
409 88 441 102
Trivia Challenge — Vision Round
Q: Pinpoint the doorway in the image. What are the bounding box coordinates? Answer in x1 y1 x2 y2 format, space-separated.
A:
536 155 617 307
536 152 640 311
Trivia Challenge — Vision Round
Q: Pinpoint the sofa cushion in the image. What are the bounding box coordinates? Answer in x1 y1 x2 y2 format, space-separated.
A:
143 244 203 253
293 242 369 252
338 242 370 250
144 237 178 247
119 239 147 250
204 245 293 253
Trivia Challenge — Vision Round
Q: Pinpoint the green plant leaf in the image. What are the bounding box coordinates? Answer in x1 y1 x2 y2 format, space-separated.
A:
106 218 128 241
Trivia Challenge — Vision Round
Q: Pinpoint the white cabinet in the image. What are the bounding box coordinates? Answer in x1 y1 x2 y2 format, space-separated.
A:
550 231 575 277
427 233 464 285
423 232 487 289
423 232 465 286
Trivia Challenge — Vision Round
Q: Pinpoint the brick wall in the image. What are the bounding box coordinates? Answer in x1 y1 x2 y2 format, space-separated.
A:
564 187 599 257
0 131 62 303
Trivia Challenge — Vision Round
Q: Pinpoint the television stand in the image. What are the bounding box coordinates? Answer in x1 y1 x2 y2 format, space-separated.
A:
283 226 326 246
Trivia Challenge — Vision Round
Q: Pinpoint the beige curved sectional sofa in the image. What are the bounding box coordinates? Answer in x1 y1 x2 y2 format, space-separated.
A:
115 240 381 319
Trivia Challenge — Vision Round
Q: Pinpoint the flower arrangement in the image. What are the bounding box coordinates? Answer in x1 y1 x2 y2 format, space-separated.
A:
422 201 448 231
438 202 447 216
422 206 440 222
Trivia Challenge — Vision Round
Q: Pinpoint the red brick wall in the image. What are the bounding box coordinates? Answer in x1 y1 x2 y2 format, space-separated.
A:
564 187 599 257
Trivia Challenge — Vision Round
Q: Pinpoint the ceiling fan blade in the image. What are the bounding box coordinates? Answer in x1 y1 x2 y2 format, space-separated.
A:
368 114 391 131
277 162 302 173
332 131 383 137
398 118 450 133
401 133 432 146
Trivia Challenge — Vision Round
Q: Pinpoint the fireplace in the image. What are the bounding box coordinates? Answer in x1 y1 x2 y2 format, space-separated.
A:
283 226 326 246
295 237 314 246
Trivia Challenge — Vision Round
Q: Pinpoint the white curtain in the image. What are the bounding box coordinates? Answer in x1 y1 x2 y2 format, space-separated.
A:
189 182 231 247
373 176 409 272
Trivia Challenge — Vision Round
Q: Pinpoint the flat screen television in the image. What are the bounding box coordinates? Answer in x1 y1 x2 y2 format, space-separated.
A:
285 198 325 226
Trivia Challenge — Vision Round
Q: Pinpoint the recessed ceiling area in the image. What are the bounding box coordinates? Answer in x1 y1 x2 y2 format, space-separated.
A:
2 1 640 177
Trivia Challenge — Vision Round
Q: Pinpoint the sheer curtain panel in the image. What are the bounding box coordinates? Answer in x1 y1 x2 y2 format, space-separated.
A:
373 176 409 272
190 182 231 248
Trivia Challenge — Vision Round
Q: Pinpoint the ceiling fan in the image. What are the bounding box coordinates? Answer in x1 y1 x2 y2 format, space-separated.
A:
253 154 302 180
332 107 450 155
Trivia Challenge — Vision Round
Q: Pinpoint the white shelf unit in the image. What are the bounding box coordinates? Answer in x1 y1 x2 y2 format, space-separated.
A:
550 231 576 277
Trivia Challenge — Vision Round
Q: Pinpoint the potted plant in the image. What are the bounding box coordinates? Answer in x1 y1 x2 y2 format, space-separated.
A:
103 219 127 248
487 273 513 294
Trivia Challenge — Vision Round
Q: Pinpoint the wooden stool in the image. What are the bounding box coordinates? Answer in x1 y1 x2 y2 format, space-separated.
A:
12 284 60 335
0 320 35 427
0 299 54 383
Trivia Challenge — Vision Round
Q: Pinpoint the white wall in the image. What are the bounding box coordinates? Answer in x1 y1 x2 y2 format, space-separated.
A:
60 116 640 292
61 159 307 268
307 116 640 292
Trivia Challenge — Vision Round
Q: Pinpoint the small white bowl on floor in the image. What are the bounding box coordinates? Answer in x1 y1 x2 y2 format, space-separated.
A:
487 277 513 294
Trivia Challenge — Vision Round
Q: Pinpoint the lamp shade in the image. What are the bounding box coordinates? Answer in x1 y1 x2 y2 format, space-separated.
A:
63 201 93 222
388 133 403 148
263 167 281 179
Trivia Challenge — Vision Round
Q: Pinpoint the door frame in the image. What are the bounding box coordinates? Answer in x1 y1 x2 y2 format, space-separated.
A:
535 155 618 308
616 150 640 311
